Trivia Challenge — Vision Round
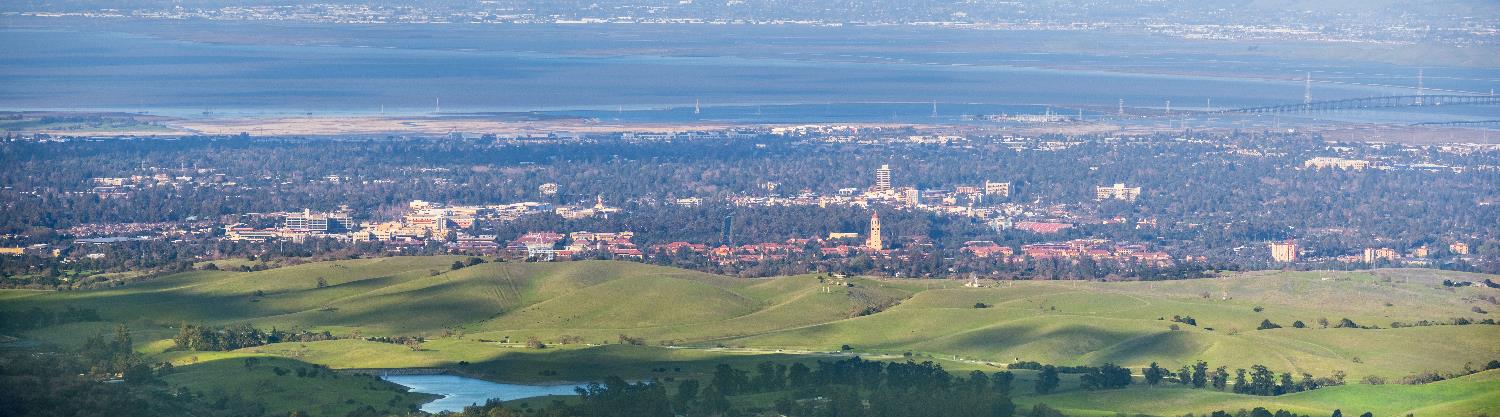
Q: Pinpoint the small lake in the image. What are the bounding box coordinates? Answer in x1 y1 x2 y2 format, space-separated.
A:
382 374 581 413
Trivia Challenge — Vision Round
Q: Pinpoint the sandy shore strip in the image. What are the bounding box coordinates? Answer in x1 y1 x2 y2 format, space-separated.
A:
161 115 929 136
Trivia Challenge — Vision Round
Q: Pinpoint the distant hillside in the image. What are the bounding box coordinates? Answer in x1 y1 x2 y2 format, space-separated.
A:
5 258 1499 415
0 257 908 338
4 258 1496 381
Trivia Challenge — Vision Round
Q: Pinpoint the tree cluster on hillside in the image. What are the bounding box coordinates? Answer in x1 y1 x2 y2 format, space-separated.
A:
1173 409 1323 417
0 351 238 417
1007 361 1105 374
438 356 1361 417
1144 360 1346 397
444 357 1020 417
0 323 273 417
173 323 337 352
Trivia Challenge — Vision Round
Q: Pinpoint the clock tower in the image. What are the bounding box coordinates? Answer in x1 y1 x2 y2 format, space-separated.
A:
866 211 883 251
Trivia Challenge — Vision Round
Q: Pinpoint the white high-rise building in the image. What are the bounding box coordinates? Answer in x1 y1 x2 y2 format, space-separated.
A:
873 164 892 192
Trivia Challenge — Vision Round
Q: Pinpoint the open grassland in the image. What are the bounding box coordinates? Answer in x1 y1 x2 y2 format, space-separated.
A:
1024 369 1500 417
5 260 1495 380
161 355 437 417
0 288 48 302
726 269 1500 380
5 258 911 343
18 321 177 353
4 258 1499 415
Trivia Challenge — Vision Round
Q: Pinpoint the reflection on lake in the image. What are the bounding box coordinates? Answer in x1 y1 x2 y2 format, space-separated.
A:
382 374 580 413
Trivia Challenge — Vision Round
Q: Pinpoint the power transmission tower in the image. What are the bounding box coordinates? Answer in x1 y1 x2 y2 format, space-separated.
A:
1303 72 1312 107
1415 69 1425 105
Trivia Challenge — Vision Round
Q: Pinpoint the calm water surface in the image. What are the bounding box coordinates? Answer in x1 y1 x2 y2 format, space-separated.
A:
382 374 580 413
1 17 1494 123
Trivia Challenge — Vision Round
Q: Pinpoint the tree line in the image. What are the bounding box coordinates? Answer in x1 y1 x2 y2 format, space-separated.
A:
440 356 1356 417
173 323 337 352
1138 360 1346 396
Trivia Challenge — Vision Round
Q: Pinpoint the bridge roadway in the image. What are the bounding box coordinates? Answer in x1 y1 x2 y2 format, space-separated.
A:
1219 95 1500 114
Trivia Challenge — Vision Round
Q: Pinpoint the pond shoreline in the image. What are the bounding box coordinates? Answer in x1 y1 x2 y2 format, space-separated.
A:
340 367 450 376
375 373 585 413
340 367 604 386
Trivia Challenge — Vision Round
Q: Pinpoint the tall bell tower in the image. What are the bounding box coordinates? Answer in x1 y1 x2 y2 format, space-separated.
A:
866 211 883 251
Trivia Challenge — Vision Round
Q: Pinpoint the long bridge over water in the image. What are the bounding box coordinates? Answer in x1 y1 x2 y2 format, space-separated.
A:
1219 94 1500 114
1411 120 1500 127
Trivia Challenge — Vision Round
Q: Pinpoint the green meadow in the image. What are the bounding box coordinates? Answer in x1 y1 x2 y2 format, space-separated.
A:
1020 369 1500 417
160 354 439 417
3 258 1498 416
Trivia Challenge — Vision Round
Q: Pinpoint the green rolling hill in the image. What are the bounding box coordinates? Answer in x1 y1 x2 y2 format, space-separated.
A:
1022 369 1500 417
3 258 1498 415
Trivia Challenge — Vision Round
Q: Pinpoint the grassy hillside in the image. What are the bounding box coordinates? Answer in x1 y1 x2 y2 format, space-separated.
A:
5 256 469 333
4 258 1499 415
4 258 910 343
726 269 1500 379
162 355 437 417
5 261 1495 380
1025 369 1500 417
